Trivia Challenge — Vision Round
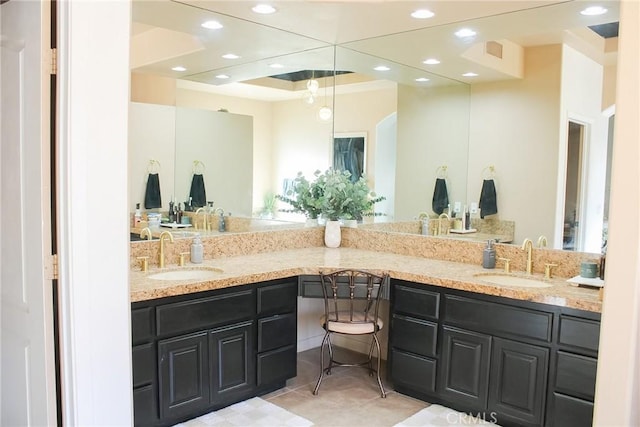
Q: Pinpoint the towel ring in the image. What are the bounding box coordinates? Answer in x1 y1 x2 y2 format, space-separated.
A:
482 165 496 179
193 160 206 174
435 165 448 179
147 159 161 174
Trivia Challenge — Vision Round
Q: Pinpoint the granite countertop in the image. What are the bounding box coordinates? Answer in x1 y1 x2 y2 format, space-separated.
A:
129 247 602 312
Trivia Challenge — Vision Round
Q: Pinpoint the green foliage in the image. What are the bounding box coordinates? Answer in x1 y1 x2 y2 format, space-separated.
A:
277 169 385 221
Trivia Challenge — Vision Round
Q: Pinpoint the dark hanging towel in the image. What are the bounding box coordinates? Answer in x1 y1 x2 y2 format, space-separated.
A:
432 178 449 215
479 179 498 218
189 174 206 208
144 173 162 209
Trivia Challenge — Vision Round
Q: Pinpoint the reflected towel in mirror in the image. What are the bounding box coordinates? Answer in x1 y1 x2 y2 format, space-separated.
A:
189 174 206 208
144 173 162 209
479 179 498 218
432 178 449 215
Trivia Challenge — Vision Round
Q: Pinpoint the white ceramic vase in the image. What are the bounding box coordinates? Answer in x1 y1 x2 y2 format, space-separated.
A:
324 220 341 248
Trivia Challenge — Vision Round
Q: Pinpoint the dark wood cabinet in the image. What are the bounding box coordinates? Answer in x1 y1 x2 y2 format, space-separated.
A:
131 277 298 427
439 326 491 411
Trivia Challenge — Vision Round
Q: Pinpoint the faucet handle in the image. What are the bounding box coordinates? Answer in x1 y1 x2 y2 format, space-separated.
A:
498 257 511 273
137 256 149 272
544 263 558 279
179 252 189 267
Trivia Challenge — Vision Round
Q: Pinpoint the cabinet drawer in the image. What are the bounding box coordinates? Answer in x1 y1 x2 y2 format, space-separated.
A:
445 295 552 342
257 345 297 387
391 314 437 357
133 384 157 426
549 392 594 427
131 307 155 344
132 342 155 388
391 349 437 394
156 290 254 337
558 315 600 354
258 313 297 353
555 351 597 400
393 283 440 320
257 280 297 315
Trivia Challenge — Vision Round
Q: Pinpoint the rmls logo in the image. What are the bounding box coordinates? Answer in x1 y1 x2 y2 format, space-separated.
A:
445 411 499 424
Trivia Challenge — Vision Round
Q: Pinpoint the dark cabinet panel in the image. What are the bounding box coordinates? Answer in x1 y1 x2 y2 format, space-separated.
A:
257 344 297 387
209 321 255 404
156 290 254 337
257 280 297 315
132 307 155 345
158 332 209 420
445 295 552 343
558 315 600 355
488 338 549 426
549 392 594 427
391 349 437 394
439 327 491 410
391 314 437 357
133 384 157 426
554 351 597 400
393 283 440 320
132 342 155 388
258 313 297 353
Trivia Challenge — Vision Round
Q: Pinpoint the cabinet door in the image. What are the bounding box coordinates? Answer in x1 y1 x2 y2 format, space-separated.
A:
488 338 549 426
439 326 491 411
209 321 255 405
158 331 210 421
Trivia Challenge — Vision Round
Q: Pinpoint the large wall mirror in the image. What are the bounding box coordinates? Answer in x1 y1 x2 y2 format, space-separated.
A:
129 0 619 252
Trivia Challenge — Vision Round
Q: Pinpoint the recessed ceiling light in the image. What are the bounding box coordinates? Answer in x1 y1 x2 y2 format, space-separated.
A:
201 20 223 30
455 28 477 38
252 4 276 14
222 53 240 59
171 66 187 72
423 58 440 65
374 65 390 71
462 72 478 77
269 63 284 69
411 9 434 19
580 6 608 16
216 74 230 79
415 77 430 82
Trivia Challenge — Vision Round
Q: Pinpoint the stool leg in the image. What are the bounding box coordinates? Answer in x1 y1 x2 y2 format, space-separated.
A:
373 334 386 398
313 331 330 395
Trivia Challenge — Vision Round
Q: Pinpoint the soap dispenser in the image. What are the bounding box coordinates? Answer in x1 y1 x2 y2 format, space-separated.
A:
190 234 203 264
483 239 496 269
218 213 226 232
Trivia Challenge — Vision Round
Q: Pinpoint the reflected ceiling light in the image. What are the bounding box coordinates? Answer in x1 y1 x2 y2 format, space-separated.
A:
580 6 608 15
222 53 240 59
374 65 390 71
171 66 187 72
462 72 478 77
307 79 319 93
252 4 276 14
216 74 230 79
411 9 434 19
201 20 223 30
423 58 440 65
415 77 430 82
318 106 332 121
455 28 477 38
269 63 284 68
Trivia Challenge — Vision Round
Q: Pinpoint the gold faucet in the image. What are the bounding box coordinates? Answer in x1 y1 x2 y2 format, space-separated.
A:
159 231 174 268
537 235 548 248
195 207 208 231
522 238 533 274
139 227 153 241
438 212 451 235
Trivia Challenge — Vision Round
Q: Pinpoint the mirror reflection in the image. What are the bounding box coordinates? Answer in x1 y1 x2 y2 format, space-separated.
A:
128 0 619 252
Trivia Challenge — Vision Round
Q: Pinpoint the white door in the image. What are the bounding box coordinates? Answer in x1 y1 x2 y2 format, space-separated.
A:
1 0 57 425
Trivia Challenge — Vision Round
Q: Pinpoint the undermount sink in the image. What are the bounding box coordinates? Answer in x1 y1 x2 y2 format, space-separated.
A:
474 273 552 288
148 267 223 281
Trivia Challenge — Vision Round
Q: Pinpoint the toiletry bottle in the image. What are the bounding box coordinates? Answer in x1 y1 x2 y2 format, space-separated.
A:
134 203 142 226
465 205 471 230
218 213 226 232
190 234 203 264
168 200 175 223
599 243 607 280
176 203 183 224
483 239 496 269
461 205 467 230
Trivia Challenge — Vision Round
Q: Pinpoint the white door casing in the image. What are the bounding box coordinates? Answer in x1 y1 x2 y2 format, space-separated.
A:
1 0 57 425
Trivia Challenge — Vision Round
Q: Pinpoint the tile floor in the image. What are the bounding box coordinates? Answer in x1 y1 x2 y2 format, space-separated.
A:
176 347 498 427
